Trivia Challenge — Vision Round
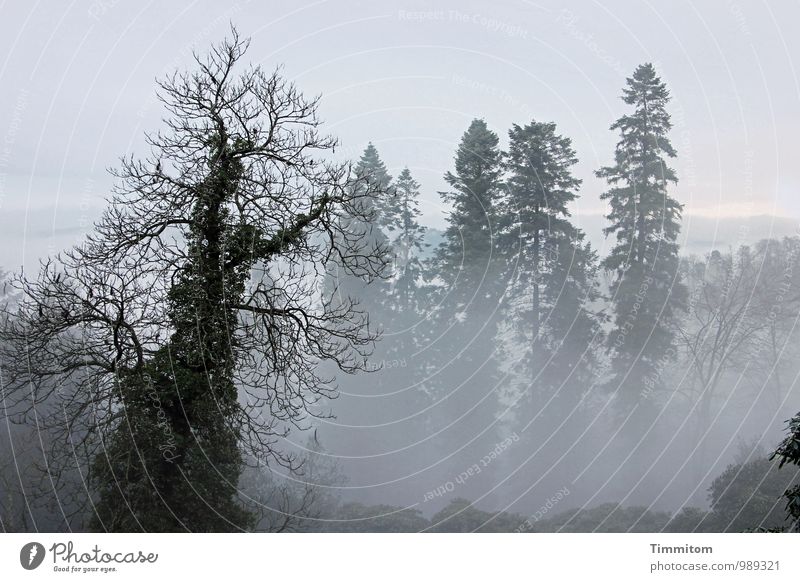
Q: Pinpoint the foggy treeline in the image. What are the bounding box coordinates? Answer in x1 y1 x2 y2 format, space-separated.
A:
1 31 799 533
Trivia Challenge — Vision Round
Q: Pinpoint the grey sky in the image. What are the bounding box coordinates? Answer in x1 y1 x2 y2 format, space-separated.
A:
1 0 799 269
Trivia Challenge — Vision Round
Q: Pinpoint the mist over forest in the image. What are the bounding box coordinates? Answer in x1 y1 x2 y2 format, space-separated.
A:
2 11 800 535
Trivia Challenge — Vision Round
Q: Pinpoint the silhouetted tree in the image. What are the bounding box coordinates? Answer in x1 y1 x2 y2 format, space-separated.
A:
384 168 427 315
0 29 388 532
423 119 507 488
597 63 686 414
498 120 603 421
378 167 430 420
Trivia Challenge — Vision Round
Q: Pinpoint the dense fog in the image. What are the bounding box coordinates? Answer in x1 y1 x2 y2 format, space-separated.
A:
4 123 799 531
2 5 800 534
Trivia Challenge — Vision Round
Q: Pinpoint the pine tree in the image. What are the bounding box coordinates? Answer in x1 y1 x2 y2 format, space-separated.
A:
321 144 394 459
328 143 392 304
597 63 686 413
499 121 603 418
378 168 429 420
358 143 393 224
424 119 507 489
384 168 427 314
435 119 503 302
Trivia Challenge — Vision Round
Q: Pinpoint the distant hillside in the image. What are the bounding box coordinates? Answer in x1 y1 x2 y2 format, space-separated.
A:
420 215 800 260
577 213 799 257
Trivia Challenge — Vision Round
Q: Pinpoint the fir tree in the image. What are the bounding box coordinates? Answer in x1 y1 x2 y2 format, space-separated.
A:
328 143 392 303
385 168 427 314
597 63 686 413
354 142 394 232
379 168 430 420
424 119 507 487
500 121 603 417
322 144 395 456
359 143 392 189
436 119 503 302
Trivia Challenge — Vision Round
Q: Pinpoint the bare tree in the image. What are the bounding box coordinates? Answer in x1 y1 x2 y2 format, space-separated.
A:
0 28 388 531
674 241 800 478
676 250 764 432
238 437 345 532
737 239 800 413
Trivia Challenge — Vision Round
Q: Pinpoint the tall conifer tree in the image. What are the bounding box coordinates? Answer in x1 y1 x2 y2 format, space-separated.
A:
425 119 506 485
379 168 430 421
384 168 427 314
597 63 686 413
499 121 602 419
328 143 392 302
